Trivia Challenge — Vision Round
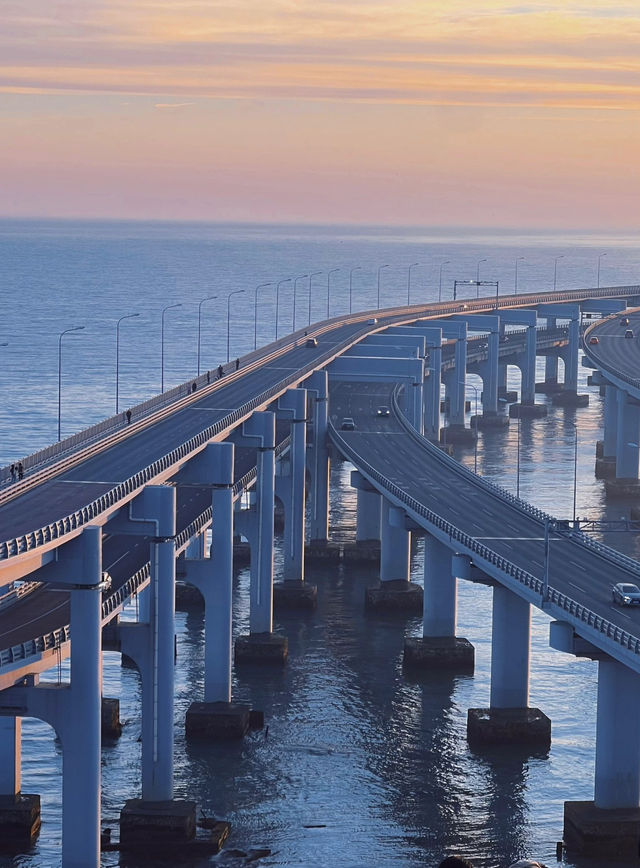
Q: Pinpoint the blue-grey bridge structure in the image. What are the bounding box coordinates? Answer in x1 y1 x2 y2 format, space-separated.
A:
1 285 640 866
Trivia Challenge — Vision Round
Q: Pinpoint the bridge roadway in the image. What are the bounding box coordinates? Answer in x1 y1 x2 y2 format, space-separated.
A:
583 307 640 389
330 381 640 667
1 286 640 676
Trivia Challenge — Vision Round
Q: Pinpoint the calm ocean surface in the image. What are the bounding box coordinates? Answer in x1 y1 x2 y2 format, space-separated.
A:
1 219 640 868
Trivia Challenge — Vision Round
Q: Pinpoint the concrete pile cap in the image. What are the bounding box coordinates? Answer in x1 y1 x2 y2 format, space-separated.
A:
509 861 548 868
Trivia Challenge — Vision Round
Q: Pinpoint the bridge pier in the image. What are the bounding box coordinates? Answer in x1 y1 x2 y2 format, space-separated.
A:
403 541 474 671
343 470 381 562
233 412 288 664
467 585 550 747
366 501 422 612
274 388 317 609
550 306 589 406
305 370 340 562
564 658 640 860
0 714 40 850
604 389 640 496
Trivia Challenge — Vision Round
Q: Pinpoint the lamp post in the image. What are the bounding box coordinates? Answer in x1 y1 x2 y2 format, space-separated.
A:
161 303 182 393
515 257 525 294
407 262 420 305
572 424 578 523
377 264 390 309
116 313 140 413
197 296 217 376
597 252 607 288
327 268 341 317
517 413 521 498
308 271 323 325
226 289 245 362
58 325 85 441
253 283 272 350
553 255 564 292
275 278 292 340
476 258 487 296
349 266 362 314
438 260 450 302
293 274 308 332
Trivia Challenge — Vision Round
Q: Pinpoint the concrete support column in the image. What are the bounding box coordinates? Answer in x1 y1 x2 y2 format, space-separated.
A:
422 534 455 636
615 389 640 480
498 363 507 394
594 658 640 809
0 717 21 795
281 411 306 581
379 501 410 582
141 539 176 801
483 330 500 413
521 326 537 404
307 370 330 543
564 315 580 393
356 487 381 542
545 317 558 383
489 585 530 708
64 577 103 867
251 440 275 633
603 384 618 459
424 347 442 441
411 382 423 433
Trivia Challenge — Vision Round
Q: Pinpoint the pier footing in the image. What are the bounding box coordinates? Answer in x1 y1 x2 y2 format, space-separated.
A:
304 541 342 563
273 580 318 610
0 794 41 847
175 581 204 608
564 800 640 862
509 403 548 419
403 636 474 672
471 413 510 430
365 580 423 614
441 425 476 445
535 379 562 394
595 457 616 479
342 541 380 562
551 391 590 407
102 697 123 739
234 632 288 664
604 478 640 498
498 389 518 403
186 701 263 740
120 799 197 848
467 707 551 747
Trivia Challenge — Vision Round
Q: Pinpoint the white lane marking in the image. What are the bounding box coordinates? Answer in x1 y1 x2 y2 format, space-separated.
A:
568 581 583 591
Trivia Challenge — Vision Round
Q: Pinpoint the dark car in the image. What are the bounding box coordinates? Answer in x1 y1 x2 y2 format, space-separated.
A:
340 417 356 430
621 317 630 326
625 329 634 339
612 583 640 606
376 406 390 417
305 337 318 348
589 336 599 345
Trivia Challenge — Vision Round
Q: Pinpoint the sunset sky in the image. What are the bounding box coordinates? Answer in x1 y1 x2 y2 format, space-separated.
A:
2 1 639 228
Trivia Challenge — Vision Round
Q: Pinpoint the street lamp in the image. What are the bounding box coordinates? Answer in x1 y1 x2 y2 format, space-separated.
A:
58 325 85 441
349 266 362 314
407 262 420 305
377 264 390 309
116 313 140 413
517 413 521 497
572 424 578 523
553 255 564 292
515 257 525 294
161 303 182 393
275 278 292 340
597 252 607 288
226 289 245 362
253 283 272 350
327 268 341 317
308 271 323 325
438 260 450 302
293 274 308 332
476 258 487 295
197 296 217 376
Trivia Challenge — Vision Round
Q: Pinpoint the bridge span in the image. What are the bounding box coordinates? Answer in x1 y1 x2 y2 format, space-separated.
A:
1 285 640 865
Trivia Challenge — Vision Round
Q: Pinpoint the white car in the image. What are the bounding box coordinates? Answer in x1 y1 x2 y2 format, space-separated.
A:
612 583 640 606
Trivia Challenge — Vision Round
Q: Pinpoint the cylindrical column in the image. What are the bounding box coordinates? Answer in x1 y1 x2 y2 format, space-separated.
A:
422 535 455 636
141 539 175 801
356 487 381 542
283 416 306 580
379 501 410 582
424 346 442 441
564 316 580 392
308 372 329 542
206 484 234 702
411 381 423 433
521 326 537 404
545 317 558 383
64 577 102 867
0 717 21 795
615 389 640 479
489 585 530 708
603 384 618 459
482 331 500 413
594 658 640 809
250 444 275 633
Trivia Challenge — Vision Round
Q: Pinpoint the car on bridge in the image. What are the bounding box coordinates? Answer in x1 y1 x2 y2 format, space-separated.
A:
612 582 640 606
305 337 318 348
625 329 634 339
589 336 599 345
621 316 630 326
340 417 356 430
376 406 390 417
